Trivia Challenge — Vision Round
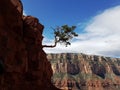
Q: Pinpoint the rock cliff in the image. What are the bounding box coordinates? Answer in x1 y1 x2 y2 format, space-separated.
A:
47 53 120 90
0 0 59 90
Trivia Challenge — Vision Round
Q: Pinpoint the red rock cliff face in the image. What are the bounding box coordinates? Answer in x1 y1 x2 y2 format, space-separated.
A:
0 0 59 90
47 53 120 90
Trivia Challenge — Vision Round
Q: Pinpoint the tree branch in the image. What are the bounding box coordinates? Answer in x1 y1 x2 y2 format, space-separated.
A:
42 36 58 48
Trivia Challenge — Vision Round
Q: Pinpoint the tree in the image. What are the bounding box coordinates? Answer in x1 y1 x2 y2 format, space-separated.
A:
43 25 78 48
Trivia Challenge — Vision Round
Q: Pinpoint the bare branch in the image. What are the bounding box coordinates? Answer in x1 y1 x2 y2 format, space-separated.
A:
42 36 58 48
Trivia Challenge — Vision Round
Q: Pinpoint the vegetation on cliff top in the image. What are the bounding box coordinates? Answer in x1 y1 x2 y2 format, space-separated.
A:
43 25 78 48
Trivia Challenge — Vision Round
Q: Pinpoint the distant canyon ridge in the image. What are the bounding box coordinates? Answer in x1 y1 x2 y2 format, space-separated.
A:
1 0 120 90
47 53 120 90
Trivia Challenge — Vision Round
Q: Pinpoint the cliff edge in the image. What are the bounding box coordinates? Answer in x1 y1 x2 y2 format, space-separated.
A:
0 0 59 90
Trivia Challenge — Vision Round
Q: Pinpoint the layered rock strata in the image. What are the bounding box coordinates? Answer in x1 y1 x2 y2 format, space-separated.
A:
47 53 120 90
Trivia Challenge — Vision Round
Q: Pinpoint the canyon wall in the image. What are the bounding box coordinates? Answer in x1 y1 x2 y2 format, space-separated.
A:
0 0 59 90
47 53 120 90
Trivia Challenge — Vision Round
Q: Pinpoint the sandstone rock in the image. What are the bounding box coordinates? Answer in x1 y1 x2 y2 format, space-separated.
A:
47 53 120 90
0 0 59 89
11 0 23 15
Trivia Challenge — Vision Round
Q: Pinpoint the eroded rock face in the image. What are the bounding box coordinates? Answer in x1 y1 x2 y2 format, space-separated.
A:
0 0 59 90
47 53 120 90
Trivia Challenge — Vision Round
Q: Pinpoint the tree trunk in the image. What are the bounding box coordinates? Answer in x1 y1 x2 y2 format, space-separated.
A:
42 36 58 48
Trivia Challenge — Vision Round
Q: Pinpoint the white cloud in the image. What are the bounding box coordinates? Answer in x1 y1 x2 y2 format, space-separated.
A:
43 5 120 57
23 10 27 16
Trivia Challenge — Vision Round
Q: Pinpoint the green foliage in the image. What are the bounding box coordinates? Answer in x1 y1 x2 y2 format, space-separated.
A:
52 72 67 79
53 25 78 47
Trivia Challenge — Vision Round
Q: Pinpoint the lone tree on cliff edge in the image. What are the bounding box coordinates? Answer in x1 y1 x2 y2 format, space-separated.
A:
43 25 78 48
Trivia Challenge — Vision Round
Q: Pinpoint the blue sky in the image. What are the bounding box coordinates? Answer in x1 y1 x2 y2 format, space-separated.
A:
22 0 120 57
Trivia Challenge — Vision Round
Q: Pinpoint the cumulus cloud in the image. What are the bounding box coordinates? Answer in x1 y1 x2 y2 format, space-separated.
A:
43 5 120 57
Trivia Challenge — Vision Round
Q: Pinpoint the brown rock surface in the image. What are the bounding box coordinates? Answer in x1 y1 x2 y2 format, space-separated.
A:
0 0 59 90
47 53 120 90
